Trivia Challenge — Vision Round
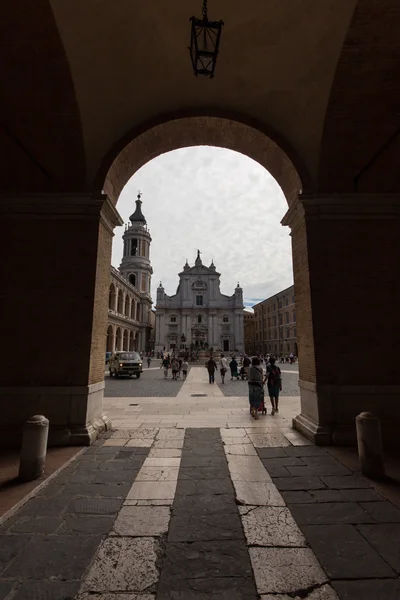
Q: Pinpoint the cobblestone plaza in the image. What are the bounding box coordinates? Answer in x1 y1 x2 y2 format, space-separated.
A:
1 366 400 600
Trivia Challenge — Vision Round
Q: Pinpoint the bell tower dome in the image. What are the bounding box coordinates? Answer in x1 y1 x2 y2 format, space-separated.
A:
119 192 153 299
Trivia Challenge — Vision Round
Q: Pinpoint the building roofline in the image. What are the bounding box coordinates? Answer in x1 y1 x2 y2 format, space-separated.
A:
251 283 295 308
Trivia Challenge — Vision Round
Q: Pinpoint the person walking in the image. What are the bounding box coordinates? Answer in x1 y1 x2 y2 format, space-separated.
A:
181 359 189 380
147 355 151 368
219 354 228 384
229 356 239 380
162 355 170 379
242 354 251 378
264 356 282 415
171 357 179 380
205 357 218 384
248 356 264 419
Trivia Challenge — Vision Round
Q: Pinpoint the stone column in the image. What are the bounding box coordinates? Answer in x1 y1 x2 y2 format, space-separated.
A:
0 193 123 447
282 193 400 446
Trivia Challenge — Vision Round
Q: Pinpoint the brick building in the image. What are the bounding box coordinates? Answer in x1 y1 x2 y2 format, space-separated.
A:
243 311 256 354
106 195 154 354
247 285 297 357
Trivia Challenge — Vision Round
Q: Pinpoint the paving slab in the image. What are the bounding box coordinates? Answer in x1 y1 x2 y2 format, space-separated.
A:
284 446 330 457
178 467 229 480
61 516 115 535
0 535 31 575
156 576 257 600
261 457 306 468
332 579 400 600
8 517 62 534
357 523 400 573
260 584 338 599
179 455 227 467
286 464 351 477
172 493 237 515
224 444 257 456
320 475 372 489
174 478 234 496
256 447 290 458
240 506 306 546
148 449 181 458
152 440 184 449
289 502 375 525
79 595 155 600
159 540 253 580
12 581 81 600
281 491 316 504
127 481 177 500
233 481 285 506
248 433 291 447
227 456 272 482
67 498 123 515
113 506 170 536
360 501 400 522
4 535 102 579
250 547 328 594
301 524 395 579
168 510 243 542
135 467 179 481
82 537 161 592
141 458 180 467
273 476 326 491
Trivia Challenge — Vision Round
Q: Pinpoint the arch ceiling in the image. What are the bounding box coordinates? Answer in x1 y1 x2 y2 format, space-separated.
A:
2 1 400 196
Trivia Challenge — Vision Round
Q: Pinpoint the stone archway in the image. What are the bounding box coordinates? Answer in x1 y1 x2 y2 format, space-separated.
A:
109 284 116 310
129 331 134 351
97 115 306 208
123 329 128 351
115 327 122 351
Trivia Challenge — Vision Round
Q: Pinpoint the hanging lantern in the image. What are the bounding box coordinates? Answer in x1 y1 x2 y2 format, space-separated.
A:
189 0 224 78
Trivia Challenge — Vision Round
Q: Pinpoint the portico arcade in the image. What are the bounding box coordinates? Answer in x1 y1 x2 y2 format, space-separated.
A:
2 1 399 447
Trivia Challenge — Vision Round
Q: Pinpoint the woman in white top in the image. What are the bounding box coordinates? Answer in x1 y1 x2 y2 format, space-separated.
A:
219 354 228 384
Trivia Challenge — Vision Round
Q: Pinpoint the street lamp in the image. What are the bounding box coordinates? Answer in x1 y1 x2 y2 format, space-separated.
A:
189 0 224 78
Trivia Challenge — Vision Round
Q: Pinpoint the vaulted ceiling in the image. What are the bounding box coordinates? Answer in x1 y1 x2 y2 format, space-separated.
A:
2 1 400 199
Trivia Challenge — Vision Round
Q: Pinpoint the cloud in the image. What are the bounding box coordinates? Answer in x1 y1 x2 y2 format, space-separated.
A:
112 147 293 306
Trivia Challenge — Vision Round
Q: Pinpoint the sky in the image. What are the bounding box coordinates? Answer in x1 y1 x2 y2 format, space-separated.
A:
111 146 294 310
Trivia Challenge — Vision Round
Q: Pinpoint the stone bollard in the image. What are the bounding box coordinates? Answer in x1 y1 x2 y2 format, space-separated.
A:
356 412 385 480
18 415 49 482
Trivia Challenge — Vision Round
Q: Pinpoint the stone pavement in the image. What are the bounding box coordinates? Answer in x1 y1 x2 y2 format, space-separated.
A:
1 368 400 600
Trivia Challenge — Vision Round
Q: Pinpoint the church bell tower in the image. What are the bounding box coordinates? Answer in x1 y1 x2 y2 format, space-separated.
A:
119 192 153 299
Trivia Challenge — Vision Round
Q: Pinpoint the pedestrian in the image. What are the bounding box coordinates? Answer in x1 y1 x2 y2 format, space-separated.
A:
248 356 264 419
147 356 151 368
161 357 171 379
264 356 282 415
229 356 239 380
171 357 179 380
205 356 218 384
243 354 251 378
162 356 170 379
182 359 189 380
219 353 228 384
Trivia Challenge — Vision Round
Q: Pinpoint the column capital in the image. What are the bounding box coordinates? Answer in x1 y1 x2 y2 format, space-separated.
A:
282 192 400 229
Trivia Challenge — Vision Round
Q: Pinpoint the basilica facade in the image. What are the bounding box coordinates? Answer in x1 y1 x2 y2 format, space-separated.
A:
155 252 244 354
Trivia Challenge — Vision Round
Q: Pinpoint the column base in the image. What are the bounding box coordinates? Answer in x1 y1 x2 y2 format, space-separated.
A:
295 379 400 447
292 414 334 446
0 382 111 447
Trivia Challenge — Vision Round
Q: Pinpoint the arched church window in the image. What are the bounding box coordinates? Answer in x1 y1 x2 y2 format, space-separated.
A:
197 315 202 324
129 274 136 287
170 316 177 323
223 316 229 323
130 238 138 256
